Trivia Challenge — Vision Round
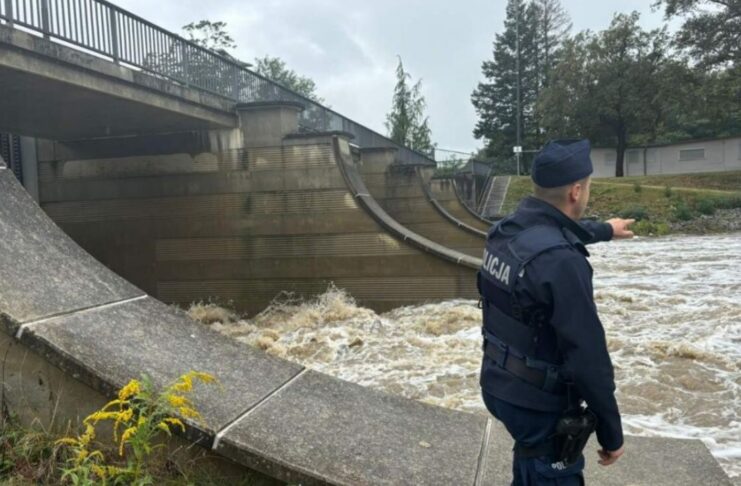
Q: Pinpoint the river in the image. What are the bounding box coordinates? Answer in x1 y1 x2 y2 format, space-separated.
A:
196 232 741 482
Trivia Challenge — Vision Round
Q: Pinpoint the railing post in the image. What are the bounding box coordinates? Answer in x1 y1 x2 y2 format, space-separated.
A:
109 9 119 64
181 42 190 87
232 67 240 100
40 0 50 37
4 0 13 26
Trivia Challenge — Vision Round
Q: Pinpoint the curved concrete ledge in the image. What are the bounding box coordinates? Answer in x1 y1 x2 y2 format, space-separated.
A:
452 179 497 226
417 168 487 238
429 178 493 232
0 166 733 485
357 148 484 257
334 139 480 269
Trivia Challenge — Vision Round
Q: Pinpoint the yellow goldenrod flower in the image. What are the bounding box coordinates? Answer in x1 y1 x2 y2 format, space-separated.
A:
56 437 79 446
75 448 89 464
80 423 96 446
157 422 171 435
101 399 125 411
178 406 201 419
167 394 188 407
84 411 121 424
118 408 133 423
163 417 186 432
172 375 193 393
190 371 216 384
118 379 141 400
91 464 107 478
119 426 137 456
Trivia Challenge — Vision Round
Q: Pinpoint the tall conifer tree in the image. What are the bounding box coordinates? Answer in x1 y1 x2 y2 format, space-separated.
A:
386 58 434 155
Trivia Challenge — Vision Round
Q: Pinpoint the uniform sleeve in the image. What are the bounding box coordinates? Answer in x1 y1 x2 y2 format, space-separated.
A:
579 220 613 244
547 253 624 451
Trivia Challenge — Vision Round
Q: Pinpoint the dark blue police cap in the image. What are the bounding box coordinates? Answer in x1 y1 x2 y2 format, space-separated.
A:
531 138 593 188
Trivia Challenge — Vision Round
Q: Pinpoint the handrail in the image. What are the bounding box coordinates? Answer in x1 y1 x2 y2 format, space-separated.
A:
0 0 434 166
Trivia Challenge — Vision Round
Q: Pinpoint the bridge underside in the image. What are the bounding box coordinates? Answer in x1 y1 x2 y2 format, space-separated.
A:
0 24 236 140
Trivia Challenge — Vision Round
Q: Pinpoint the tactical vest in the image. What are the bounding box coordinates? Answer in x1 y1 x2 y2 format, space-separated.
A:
478 223 585 395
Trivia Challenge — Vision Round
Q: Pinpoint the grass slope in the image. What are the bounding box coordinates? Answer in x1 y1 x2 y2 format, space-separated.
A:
500 171 741 235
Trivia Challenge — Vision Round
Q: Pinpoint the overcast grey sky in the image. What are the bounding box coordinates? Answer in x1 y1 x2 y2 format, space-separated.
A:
114 0 677 156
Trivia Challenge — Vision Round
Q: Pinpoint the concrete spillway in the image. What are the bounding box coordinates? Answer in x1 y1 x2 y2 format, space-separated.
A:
0 157 732 485
38 125 479 314
360 148 486 258
429 178 494 232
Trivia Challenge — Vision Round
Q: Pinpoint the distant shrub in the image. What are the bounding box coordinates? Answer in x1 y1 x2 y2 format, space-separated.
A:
633 220 671 236
633 182 642 193
712 196 741 210
696 197 718 215
673 200 694 221
664 185 672 198
619 205 648 221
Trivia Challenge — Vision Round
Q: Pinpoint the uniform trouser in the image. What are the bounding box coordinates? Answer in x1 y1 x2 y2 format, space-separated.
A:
482 390 585 486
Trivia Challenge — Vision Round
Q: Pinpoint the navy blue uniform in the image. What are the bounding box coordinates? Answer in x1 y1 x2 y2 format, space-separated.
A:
479 196 623 485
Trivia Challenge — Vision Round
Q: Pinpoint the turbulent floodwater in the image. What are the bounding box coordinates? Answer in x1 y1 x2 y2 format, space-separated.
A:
192 233 741 482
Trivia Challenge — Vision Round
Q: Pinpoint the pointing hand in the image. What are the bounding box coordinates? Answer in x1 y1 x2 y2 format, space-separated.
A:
607 218 635 239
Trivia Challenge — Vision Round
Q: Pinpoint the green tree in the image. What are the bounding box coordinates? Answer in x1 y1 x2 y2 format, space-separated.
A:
539 12 672 177
253 56 324 103
654 0 740 67
472 0 565 167
182 20 237 51
385 57 434 154
177 21 324 107
533 0 572 87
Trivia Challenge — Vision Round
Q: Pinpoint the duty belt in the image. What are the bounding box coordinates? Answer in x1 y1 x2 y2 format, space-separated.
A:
483 331 565 394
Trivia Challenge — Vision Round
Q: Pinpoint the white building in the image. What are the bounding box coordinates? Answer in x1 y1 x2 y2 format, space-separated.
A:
590 135 741 178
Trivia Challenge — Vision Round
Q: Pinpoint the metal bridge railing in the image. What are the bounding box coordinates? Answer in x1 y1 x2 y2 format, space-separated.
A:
0 0 435 166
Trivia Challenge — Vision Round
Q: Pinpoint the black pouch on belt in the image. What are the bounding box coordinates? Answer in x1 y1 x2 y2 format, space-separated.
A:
553 406 597 466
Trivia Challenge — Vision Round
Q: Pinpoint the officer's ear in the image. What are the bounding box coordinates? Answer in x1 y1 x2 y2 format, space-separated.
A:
567 181 582 204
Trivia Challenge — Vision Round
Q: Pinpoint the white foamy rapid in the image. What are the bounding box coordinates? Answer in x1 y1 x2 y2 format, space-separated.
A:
192 233 741 482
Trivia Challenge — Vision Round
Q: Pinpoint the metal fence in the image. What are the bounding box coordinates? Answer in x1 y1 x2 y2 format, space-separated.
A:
0 0 434 166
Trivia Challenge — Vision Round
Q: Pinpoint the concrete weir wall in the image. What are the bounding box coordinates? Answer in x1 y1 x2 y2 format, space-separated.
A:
360 148 486 258
36 103 478 314
0 158 732 485
430 178 493 232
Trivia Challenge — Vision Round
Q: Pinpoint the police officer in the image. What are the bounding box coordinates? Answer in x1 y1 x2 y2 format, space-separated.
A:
479 139 634 485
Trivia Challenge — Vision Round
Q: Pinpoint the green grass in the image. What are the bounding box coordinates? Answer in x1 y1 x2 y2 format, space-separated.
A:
600 171 741 192
500 172 741 235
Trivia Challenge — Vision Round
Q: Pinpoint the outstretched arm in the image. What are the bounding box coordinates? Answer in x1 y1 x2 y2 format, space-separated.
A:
580 218 635 244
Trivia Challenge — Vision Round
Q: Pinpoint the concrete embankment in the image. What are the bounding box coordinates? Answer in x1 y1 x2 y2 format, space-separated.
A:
0 157 733 485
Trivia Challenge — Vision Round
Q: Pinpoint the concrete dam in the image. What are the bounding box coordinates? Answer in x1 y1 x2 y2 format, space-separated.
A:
0 3 733 484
